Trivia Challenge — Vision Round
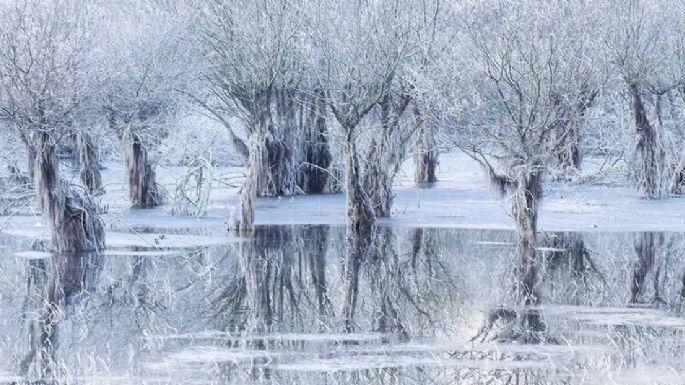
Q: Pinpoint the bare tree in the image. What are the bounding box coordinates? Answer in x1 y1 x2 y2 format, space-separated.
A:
99 1 193 208
453 1 601 302
0 0 104 253
609 0 683 198
361 0 448 216
201 0 303 230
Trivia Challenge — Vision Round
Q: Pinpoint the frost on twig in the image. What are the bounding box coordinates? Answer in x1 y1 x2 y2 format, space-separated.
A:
171 155 213 217
0 164 33 215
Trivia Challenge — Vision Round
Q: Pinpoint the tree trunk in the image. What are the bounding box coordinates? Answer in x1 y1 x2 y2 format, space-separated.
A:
68 132 80 169
555 121 582 171
364 95 411 217
364 139 394 217
298 89 332 193
124 131 162 208
78 131 104 195
35 132 105 253
255 133 297 197
511 169 542 305
631 85 666 199
670 149 685 194
27 144 36 183
413 107 438 184
256 87 300 197
232 135 263 231
342 141 375 332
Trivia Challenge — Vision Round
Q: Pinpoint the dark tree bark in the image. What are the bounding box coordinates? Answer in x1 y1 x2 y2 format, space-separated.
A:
304 225 331 322
511 169 542 305
680 269 685 304
363 94 411 217
256 133 297 197
672 87 685 194
232 135 262 231
630 84 666 199
124 130 162 209
27 144 37 183
631 232 663 304
554 121 582 171
19 132 37 182
35 132 105 253
413 107 438 184
670 149 685 194
298 89 332 193
255 87 300 198
231 92 272 231
551 88 597 177
78 131 104 195
106 109 162 209
342 140 375 332
67 132 80 169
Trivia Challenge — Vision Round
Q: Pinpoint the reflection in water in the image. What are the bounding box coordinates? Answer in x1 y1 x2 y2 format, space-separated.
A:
0 228 684 384
20 251 103 383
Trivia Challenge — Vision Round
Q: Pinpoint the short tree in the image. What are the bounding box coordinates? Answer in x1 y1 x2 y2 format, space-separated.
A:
0 0 104 253
98 1 192 208
608 0 683 198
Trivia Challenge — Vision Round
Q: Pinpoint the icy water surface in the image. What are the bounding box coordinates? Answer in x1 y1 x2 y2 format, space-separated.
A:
0 226 684 384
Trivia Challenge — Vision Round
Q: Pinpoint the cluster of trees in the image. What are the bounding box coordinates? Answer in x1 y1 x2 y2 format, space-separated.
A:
2 0 685 273
0 0 193 253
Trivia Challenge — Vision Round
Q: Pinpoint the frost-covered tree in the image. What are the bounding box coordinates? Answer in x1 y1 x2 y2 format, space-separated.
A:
307 0 415 329
200 0 307 230
608 0 684 198
98 1 192 208
0 0 104 253
452 1 601 302
358 0 448 217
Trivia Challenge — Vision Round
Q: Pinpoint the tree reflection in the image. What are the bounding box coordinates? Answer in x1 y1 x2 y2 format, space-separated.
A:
19 251 103 383
212 226 459 340
474 232 607 343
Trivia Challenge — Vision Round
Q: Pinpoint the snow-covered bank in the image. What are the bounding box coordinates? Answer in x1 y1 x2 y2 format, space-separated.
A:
249 152 685 232
3 152 685 235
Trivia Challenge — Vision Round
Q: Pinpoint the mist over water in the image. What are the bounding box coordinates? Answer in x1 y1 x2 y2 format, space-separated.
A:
0 226 683 384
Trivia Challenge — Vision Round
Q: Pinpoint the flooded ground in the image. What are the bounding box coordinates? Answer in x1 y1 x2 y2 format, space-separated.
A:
0 225 683 384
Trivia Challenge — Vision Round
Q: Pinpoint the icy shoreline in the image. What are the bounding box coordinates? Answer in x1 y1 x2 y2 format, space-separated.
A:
3 152 685 235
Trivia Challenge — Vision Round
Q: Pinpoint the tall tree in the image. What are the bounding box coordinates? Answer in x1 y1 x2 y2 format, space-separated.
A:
201 0 303 230
361 0 448 217
454 0 600 303
308 0 418 329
